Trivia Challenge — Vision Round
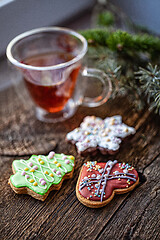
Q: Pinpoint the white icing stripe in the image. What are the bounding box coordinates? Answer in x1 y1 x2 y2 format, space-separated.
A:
16 162 47 189
15 154 74 189
31 157 55 182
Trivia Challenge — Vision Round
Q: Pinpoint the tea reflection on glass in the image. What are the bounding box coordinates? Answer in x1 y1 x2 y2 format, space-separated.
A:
6 27 112 123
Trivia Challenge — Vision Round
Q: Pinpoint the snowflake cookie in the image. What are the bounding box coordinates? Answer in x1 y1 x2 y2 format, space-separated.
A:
66 115 136 156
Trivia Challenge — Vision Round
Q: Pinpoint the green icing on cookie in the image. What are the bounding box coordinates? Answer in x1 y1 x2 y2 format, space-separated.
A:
10 153 75 195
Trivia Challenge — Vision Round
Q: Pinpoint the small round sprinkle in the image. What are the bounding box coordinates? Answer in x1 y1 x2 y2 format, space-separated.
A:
62 156 67 160
53 160 58 164
33 182 38 186
44 170 49 175
29 179 34 183
38 157 41 161
28 162 33 167
52 169 56 173
21 171 26 176
24 167 29 171
84 176 88 180
49 173 53 177
40 161 44 165
33 165 38 170
39 178 44 183
56 171 61 175
84 131 90 135
26 175 30 179
106 138 111 142
69 156 74 160
91 174 96 178
123 169 128 174
65 160 70 164
56 163 61 167
41 180 46 185
30 169 35 172
48 151 55 159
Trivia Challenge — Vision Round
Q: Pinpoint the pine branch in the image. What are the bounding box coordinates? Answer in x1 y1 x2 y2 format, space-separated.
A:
81 29 160 58
135 63 160 114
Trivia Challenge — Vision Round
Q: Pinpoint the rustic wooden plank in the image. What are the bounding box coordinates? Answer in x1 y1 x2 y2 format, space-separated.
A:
0 124 159 240
0 84 160 240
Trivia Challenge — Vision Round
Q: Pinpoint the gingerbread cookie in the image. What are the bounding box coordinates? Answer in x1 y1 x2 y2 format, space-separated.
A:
66 115 136 156
76 160 139 208
9 152 75 201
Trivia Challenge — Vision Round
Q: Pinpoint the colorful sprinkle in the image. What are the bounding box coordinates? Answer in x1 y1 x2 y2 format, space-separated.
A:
48 151 55 159
44 170 49 175
69 156 74 160
30 169 35 172
28 162 33 167
26 175 30 179
91 174 96 178
49 173 54 177
29 179 34 183
33 165 38 170
65 160 70 164
56 171 61 175
53 160 58 164
41 180 46 185
24 167 29 171
21 171 26 176
33 182 38 186
39 178 44 182
40 161 44 165
52 169 56 173
56 163 61 167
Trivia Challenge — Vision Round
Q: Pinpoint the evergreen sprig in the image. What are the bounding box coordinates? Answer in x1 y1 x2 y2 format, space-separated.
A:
81 29 160 58
80 9 160 115
135 64 160 114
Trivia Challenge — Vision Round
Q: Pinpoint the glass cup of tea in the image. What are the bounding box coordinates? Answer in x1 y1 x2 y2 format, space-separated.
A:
6 27 112 123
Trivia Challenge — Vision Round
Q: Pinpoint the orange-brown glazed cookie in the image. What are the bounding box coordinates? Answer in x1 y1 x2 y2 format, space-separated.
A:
76 160 139 208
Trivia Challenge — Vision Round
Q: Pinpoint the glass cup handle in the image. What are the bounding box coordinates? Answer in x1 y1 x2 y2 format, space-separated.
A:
81 67 112 107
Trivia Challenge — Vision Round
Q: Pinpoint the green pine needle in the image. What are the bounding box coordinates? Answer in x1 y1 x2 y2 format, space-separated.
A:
135 63 160 114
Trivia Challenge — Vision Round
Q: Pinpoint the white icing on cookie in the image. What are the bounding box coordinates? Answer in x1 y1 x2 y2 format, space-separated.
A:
66 115 136 153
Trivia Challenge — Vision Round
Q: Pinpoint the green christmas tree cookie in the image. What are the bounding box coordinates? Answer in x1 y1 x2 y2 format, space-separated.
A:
9 152 75 201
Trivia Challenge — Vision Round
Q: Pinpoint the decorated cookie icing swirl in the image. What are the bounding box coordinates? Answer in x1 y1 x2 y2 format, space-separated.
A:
10 153 75 195
66 115 136 153
79 160 138 202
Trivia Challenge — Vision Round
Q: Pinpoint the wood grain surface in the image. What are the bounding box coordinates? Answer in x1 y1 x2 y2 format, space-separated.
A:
0 83 160 240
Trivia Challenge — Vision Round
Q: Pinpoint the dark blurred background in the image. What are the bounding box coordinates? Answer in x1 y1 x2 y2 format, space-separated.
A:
0 0 160 90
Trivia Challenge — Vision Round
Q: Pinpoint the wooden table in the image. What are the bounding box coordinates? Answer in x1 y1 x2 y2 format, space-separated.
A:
0 77 160 240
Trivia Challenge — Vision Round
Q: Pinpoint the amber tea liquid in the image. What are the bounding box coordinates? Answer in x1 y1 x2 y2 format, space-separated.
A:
23 52 80 113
